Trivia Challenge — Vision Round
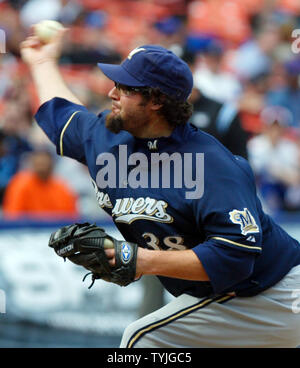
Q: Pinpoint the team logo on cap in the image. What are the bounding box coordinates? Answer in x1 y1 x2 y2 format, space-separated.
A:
127 47 146 60
121 243 132 264
229 208 259 235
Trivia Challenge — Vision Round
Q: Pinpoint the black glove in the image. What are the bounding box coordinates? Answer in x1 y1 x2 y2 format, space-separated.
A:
48 222 138 288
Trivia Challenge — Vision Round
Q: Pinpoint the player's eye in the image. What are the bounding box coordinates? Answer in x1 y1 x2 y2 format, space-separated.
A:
114 82 152 97
114 82 143 96
114 82 132 95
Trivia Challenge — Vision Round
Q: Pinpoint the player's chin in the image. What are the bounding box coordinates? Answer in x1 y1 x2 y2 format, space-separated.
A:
105 112 124 134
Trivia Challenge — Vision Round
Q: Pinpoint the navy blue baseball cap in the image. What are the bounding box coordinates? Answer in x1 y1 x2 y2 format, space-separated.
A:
97 45 193 101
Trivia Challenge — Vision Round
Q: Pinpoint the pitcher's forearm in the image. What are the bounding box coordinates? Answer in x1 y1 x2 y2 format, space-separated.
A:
137 248 210 281
30 60 83 106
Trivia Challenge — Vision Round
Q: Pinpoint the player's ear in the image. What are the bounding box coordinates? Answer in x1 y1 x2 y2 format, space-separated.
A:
149 99 163 111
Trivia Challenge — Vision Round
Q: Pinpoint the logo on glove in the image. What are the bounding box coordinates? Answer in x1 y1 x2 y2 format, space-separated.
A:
57 243 74 256
121 243 132 264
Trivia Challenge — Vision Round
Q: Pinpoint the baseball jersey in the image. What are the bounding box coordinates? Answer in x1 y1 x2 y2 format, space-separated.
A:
35 97 300 298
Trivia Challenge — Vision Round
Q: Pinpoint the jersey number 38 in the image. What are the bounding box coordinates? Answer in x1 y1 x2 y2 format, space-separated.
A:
142 232 187 251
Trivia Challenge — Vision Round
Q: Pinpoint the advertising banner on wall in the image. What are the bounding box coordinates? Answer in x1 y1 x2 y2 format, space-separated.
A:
0 222 143 347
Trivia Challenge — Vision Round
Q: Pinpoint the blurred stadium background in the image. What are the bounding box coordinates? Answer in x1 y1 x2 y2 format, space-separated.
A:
0 0 300 348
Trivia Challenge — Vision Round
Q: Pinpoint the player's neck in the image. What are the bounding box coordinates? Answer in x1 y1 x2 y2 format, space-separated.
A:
133 117 174 139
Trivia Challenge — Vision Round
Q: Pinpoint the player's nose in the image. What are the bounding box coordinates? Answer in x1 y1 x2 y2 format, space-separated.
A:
108 86 120 100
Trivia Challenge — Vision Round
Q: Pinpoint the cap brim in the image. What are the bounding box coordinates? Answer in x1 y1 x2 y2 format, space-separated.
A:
97 63 146 87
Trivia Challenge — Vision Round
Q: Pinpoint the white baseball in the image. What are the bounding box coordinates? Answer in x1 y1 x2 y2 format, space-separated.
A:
34 20 64 43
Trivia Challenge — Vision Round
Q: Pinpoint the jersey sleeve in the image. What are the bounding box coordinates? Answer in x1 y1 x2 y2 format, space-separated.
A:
192 153 263 294
34 98 107 164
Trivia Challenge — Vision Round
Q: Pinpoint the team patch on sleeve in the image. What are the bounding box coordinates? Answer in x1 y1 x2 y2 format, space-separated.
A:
209 207 262 252
229 208 260 236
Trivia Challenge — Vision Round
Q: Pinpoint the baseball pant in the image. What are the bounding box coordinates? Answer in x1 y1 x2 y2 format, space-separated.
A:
120 265 300 348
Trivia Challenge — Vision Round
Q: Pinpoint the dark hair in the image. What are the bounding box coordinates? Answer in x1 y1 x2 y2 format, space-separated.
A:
141 87 193 127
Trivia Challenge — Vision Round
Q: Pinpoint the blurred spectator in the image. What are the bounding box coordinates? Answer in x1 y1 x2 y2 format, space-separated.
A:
54 155 111 220
266 57 300 127
2 149 79 220
229 23 281 81
186 0 253 45
182 49 248 158
0 127 32 204
151 16 186 56
0 1 26 56
0 84 33 197
238 72 270 135
0 130 18 203
1 87 33 136
247 106 300 213
19 0 78 28
189 87 249 159
193 40 242 103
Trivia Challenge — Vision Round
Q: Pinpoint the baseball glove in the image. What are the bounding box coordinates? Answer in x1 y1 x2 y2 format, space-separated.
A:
48 222 138 288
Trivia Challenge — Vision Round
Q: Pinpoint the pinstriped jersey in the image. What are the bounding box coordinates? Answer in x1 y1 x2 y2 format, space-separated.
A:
35 97 300 297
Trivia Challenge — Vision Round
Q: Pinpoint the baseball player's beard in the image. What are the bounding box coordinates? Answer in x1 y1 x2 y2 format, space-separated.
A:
105 113 124 134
